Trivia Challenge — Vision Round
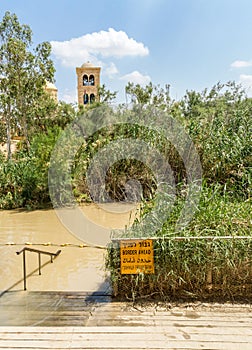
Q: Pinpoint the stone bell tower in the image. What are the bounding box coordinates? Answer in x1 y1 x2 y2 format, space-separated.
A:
76 61 101 105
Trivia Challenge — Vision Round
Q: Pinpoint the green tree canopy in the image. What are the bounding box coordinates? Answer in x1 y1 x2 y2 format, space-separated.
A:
0 11 55 159
125 82 171 108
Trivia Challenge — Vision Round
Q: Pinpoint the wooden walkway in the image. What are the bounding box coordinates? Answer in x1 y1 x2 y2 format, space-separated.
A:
0 291 252 349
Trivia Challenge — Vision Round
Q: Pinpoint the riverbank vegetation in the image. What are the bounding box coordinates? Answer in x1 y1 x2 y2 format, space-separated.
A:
1 12 251 300
105 82 252 301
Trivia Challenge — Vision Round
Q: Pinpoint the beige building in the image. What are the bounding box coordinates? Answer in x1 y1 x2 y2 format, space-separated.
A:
76 61 101 105
45 81 58 102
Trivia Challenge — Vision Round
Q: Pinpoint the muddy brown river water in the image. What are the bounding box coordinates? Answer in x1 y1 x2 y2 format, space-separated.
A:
0 204 138 293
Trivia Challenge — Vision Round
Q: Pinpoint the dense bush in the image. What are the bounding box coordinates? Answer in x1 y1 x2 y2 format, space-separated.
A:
105 81 252 301
107 185 252 301
0 127 60 209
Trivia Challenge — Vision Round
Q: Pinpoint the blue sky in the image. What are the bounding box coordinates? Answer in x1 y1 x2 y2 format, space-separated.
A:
1 0 252 103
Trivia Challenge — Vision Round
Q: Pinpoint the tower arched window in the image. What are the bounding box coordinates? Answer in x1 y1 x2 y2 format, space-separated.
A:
83 75 88 86
89 75 95 86
83 93 89 104
90 93 95 104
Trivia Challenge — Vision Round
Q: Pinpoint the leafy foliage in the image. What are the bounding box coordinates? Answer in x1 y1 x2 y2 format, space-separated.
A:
106 81 252 301
0 11 55 158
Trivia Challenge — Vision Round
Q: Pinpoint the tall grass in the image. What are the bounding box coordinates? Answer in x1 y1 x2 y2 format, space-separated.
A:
106 185 252 301
106 82 252 301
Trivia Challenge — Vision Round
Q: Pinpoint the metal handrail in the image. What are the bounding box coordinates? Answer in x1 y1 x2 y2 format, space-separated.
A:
16 247 61 290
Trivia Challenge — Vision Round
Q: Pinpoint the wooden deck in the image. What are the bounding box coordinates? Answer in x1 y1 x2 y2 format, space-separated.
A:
0 291 252 349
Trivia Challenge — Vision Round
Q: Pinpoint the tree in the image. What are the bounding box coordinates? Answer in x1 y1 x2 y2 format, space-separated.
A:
125 82 171 109
0 11 55 159
98 84 117 104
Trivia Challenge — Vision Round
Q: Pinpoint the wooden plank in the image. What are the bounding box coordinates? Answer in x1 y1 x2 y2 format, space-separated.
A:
2 312 252 324
1 326 252 350
1 331 252 342
1 339 252 350
87 315 252 324
86 319 252 326
97 310 252 317
1 325 252 334
115 315 252 322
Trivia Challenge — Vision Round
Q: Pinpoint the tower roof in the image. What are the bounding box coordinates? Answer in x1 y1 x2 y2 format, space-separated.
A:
45 81 57 90
81 61 95 68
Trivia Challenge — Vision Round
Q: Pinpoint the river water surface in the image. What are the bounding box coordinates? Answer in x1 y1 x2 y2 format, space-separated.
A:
0 204 138 293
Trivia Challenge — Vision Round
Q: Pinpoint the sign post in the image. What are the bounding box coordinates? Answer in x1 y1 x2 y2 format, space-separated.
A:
120 239 154 274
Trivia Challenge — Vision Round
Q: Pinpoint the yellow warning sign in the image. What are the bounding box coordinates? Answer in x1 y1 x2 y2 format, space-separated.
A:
120 239 154 274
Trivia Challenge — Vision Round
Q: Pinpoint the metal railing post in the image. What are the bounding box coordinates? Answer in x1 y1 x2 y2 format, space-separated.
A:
23 250 26 291
16 248 61 291
38 253 41 275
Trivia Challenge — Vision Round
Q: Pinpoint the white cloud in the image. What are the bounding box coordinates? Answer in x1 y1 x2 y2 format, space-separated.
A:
51 28 149 67
104 62 119 78
239 74 252 95
230 60 252 68
120 70 151 85
59 89 77 103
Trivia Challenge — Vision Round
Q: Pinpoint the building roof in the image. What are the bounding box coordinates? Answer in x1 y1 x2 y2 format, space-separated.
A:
81 61 95 68
45 81 57 90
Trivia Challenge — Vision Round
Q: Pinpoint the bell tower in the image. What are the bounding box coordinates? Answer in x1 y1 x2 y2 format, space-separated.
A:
76 61 101 105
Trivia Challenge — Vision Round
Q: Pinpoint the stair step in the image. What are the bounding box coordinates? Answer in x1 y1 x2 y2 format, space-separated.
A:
0 291 112 326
